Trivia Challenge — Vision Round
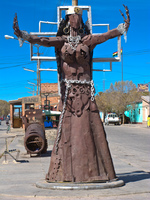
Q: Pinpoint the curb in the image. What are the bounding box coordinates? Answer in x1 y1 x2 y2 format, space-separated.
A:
36 179 125 190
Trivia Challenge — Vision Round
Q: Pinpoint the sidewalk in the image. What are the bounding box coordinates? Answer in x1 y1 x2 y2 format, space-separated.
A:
121 123 149 128
0 127 150 200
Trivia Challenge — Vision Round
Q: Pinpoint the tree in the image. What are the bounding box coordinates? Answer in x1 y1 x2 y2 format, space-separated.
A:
95 81 142 124
0 100 10 117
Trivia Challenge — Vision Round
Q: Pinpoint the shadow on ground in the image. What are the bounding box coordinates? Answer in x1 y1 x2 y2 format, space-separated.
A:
118 170 150 183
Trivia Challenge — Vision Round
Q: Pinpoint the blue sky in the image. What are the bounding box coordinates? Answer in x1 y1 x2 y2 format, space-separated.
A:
0 0 150 102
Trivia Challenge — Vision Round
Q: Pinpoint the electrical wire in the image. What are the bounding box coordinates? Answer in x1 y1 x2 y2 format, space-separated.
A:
0 79 34 86
0 62 36 70
123 49 150 56
39 0 62 55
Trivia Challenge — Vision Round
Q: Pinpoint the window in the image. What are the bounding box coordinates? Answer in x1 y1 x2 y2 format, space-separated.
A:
25 104 34 110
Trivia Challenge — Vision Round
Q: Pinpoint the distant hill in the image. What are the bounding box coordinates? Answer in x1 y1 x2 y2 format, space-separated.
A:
0 100 10 117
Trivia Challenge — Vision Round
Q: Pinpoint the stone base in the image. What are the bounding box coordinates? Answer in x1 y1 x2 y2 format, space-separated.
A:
36 180 124 190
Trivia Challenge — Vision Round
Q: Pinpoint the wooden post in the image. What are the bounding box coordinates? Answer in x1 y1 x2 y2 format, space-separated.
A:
72 0 78 6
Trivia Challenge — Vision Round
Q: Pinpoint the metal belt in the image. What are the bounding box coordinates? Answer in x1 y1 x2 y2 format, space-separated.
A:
55 79 95 154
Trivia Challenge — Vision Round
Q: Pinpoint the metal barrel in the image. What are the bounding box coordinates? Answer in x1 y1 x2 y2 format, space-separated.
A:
24 123 47 154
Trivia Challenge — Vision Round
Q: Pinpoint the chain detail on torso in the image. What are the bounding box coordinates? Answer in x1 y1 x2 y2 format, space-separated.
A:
55 79 95 154
67 35 81 51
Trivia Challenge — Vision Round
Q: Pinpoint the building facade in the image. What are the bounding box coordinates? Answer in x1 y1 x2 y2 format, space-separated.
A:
124 96 150 124
142 96 150 122
9 83 60 128
41 83 60 110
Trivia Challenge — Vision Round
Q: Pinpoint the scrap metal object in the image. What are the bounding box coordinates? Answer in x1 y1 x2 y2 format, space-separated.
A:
22 109 47 154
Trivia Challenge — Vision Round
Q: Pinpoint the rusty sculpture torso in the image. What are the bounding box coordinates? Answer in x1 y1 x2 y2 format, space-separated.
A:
13 5 130 182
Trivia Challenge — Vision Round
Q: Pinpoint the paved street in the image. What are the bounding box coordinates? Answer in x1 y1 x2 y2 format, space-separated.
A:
0 121 15 159
0 123 150 200
105 124 150 172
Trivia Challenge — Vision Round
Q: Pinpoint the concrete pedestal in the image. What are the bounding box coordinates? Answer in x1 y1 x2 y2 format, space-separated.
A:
36 179 124 190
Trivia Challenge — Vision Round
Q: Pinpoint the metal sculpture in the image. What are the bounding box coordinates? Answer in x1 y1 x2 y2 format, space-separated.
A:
13 4 130 182
22 109 47 154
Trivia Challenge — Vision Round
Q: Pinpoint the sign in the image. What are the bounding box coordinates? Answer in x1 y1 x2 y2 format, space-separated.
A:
138 84 149 92
22 96 40 103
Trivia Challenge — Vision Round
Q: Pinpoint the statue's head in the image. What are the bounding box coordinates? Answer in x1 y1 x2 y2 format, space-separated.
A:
66 6 82 29
66 6 82 15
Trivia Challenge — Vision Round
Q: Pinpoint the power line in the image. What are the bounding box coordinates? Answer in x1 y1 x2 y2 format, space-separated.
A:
0 61 36 65
0 78 35 85
109 70 150 77
0 91 32 96
0 54 29 59
0 62 36 70
123 49 150 56
0 84 27 90
94 49 150 58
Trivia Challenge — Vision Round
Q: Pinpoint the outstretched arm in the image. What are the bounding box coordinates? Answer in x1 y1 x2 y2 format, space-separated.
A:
27 35 65 48
13 14 65 48
83 5 130 49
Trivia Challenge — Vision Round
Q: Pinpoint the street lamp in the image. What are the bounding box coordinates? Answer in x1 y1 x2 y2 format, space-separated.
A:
28 81 36 86
5 34 40 95
23 67 36 73
4 34 39 47
26 65 40 95
25 87 32 90
4 34 30 47
27 81 36 96
4 35 15 40
5 34 41 96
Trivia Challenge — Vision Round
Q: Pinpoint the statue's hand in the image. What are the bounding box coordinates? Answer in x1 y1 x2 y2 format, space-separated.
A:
119 5 130 32
13 13 31 47
13 13 22 38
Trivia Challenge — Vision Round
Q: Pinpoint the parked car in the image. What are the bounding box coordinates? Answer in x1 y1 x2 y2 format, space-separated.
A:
105 113 120 125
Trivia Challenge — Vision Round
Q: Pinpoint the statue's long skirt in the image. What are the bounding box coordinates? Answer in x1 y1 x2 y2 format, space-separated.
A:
46 101 116 182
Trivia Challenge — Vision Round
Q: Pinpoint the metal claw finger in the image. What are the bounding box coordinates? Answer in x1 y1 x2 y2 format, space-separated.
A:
123 4 129 15
123 4 126 9
123 5 130 22
119 9 123 16
119 9 126 21
123 4 128 11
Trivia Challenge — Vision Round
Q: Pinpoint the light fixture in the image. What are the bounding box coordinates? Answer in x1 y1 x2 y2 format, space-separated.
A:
28 81 36 86
23 67 35 73
4 35 15 40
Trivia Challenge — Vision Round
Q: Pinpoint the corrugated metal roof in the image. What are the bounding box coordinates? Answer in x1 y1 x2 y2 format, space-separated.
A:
141 96 150 103
9 99 22 105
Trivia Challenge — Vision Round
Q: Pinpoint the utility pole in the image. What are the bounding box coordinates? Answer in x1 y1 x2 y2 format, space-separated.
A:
121 47 123 92
27 83 36 96
36 47 40 96
103 71 105 92
33 46 42 96
37 51 39 95
33 85 36 96
148 82 150 116
72 0 78 6
39 66 41 97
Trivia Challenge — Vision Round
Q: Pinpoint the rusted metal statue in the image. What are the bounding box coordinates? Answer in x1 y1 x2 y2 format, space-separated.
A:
22 108 47 154
13 5 130 182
